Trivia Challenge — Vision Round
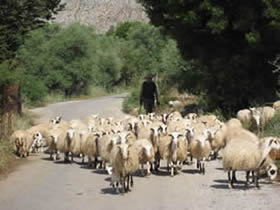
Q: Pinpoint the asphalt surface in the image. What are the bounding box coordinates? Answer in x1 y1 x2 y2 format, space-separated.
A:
1 94 280 210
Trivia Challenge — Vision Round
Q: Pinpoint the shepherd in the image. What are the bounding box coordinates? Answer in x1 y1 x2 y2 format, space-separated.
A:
139 73 160 114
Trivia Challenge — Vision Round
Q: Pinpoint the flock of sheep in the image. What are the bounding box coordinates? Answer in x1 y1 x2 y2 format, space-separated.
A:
9 101 280 193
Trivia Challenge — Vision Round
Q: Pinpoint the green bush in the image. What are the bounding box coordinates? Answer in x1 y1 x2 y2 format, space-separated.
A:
261 111 280 138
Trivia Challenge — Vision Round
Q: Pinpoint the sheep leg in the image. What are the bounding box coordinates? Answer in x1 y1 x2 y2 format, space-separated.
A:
228 170 234 189
170 161 174 177
232 170 237 183
125 175 130 192
130 175 134 188
88 156 92 167
120 176 125 193
147 162 152 175
255 171 260 189
201 161 205 175
93 157 98 169
141 164 145 176
245 171 250 188
250 171 255 183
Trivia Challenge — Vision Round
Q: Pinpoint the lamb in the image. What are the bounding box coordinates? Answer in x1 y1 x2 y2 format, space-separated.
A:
189 130 212 174
158 132 186 176
110 143 139 193
134 139 155 176
222 136 280 188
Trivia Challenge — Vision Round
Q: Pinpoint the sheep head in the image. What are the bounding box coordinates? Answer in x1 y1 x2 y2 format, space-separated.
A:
169 132 183 152
118 131 130 144
118 143 129 160
148 113 155 121
50 116 62 124
66 128 75 141
159 124 168 136
161 113 169 124
144 144 153 157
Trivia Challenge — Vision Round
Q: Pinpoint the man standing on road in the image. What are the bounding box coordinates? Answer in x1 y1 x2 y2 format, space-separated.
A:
140 73 160 114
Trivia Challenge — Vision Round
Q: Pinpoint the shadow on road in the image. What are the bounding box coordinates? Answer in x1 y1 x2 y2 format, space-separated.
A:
101 187 120 195
215 167 224 171
182 169 199 174
92 169 108 175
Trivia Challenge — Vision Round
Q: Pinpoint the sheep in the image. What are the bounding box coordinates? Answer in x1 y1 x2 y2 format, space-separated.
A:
45 128 64 161
160 113 169 124
81 132 100 168
222 136 280 188
185 113 198 121
50 116 62 124
136 120 153 139
189 130 212 174
110 143 139 193
211 118 257 153
69 128 88 163
197 114 219 128
250 106 276 132
236 109 252 124
149 126 162 171
10 130 29 157
97 133 120 171
166 111 183 124
158 132 186 176
273 100 280 111
134 139 155 176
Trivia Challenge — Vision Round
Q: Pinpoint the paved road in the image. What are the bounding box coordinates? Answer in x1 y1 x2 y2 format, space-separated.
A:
1 94 280 210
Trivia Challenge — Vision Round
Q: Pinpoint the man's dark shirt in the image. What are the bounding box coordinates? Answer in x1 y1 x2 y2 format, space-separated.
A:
141 80 157 100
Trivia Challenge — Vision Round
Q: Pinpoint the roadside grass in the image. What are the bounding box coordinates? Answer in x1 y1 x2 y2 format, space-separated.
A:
0 111 35 177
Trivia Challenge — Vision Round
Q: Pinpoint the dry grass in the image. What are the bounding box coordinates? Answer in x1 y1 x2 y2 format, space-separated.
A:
0 111 34 177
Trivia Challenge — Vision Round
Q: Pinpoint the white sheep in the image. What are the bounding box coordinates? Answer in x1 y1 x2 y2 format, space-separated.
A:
236 109 252 124
134 139 155 176
97 133 119 171
189 130 212 174
158 132 186 176
110 143 139 193
223 136 280 188
81 132 100 168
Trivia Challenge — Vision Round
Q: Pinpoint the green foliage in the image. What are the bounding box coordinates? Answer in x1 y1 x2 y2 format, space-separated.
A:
261 111 280 137
122 88 141 114
139 0 280 113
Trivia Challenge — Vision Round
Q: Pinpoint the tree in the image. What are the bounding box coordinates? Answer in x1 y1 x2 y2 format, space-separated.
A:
138 0 280 113
0 0 64 62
